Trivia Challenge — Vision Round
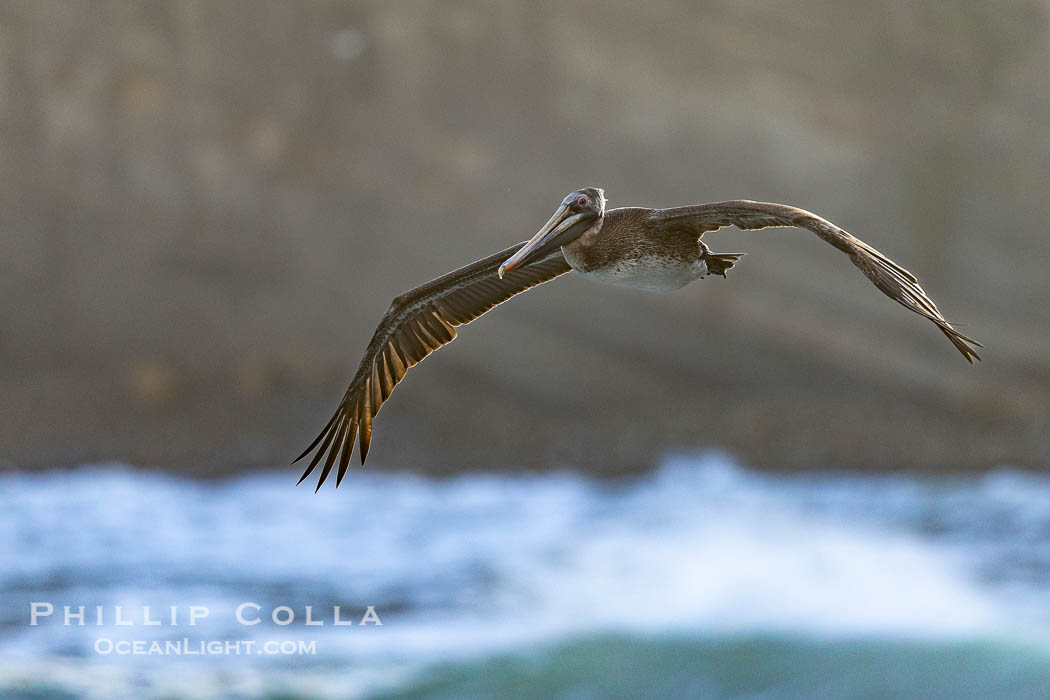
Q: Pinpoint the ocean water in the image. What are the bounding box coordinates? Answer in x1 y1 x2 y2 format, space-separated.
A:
3 454 1050 698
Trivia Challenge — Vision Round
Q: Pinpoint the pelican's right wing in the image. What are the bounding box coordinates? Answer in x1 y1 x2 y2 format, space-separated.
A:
295 243 572 489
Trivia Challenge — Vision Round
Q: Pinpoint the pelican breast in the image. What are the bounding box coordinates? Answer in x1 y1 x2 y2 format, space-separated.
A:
561 208 708 292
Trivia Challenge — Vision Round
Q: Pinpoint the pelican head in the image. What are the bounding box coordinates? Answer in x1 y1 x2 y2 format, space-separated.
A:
498 187 605 278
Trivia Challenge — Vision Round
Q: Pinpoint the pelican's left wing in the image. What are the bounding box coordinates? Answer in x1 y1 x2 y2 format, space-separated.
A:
652 200 982 362
294 243 572 489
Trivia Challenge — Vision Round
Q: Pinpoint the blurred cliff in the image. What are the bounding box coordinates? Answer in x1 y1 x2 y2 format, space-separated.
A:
1 1 1048 475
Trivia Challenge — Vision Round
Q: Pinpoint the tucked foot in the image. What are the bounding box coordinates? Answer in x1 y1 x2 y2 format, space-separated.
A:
700 241 746 278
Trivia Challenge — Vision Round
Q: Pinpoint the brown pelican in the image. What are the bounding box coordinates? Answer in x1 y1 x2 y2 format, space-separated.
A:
295 188 981 489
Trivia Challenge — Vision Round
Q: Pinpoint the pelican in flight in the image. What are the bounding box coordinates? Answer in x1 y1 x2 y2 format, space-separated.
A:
295 188 981 489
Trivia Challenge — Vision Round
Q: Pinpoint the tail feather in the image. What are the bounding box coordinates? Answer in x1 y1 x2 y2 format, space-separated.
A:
705 252 745 278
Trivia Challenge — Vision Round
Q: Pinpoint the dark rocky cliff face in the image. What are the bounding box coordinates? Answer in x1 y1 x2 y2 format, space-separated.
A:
2 1 1048 475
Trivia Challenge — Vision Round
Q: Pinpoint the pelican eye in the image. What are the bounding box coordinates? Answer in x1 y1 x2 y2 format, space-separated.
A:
575 195 589 208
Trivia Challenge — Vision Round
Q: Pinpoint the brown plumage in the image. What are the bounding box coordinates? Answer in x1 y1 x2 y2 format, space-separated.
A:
649 201 982 361
295 188 980 489
294 244 571 490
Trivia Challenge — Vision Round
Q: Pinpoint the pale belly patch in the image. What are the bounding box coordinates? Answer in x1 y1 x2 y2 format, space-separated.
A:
569 253 708 292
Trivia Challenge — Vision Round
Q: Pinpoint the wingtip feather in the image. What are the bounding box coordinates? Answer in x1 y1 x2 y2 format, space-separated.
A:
359 425 372 465
295 411 341 488
292 411 339 464
939 324 982 363
336 421 357 487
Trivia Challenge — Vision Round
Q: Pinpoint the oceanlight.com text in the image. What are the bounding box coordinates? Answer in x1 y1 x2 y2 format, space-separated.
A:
94 638 318 656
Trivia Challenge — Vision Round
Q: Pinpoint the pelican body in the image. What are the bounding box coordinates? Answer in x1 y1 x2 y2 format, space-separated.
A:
562 207 732 291
295 187 981 489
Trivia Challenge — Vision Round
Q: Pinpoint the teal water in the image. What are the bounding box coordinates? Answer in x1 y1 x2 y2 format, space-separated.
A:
2 455 1049 698
385 635 1050 700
